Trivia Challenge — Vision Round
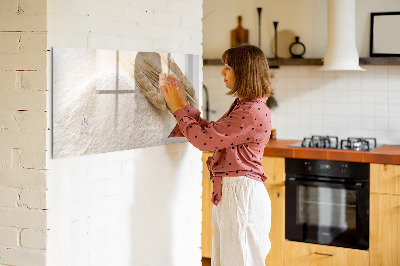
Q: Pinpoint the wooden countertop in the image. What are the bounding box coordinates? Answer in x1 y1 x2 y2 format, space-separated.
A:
263 139 400 165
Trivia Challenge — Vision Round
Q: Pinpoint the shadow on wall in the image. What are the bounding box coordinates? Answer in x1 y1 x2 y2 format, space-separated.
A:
129 144 191 265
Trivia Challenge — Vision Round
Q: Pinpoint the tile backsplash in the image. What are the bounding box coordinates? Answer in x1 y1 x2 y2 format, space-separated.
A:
203 65 400 145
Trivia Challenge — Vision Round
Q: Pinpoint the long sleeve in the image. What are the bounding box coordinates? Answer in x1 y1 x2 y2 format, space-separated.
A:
168 104 210 138
173 97 271 206
172 105 257 152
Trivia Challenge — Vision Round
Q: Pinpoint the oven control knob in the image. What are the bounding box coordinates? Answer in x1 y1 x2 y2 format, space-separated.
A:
340 164 347 174
304 162 312 171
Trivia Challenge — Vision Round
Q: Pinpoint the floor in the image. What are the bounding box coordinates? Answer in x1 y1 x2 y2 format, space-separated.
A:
202 257 211 266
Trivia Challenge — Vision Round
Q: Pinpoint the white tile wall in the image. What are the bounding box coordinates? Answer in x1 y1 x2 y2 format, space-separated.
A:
203 65 400 145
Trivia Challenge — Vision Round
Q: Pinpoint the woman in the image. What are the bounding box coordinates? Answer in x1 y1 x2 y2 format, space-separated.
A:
161 44 273 266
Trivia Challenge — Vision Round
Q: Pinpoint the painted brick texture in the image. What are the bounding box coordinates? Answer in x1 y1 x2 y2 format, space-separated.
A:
46 0 203 265
0 0 48 265
21 229 47 249
0 227 19 247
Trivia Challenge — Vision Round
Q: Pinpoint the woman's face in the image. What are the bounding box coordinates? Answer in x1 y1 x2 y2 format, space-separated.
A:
220 64 235 89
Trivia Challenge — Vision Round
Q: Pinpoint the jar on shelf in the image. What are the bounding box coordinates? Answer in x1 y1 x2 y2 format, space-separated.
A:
289 36 306 58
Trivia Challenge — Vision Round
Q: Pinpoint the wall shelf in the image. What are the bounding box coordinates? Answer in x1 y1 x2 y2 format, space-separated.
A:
203 57 400 67
203 58 323 67
359 57 400 65
268 58 323 67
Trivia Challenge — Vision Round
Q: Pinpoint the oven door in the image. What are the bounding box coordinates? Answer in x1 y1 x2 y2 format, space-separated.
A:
285 177 369 250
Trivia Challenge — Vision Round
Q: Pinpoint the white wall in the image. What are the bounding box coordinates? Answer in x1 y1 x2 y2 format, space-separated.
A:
0 1 48 265
203 0 400 145
204 0 326 58
46 0 203 266
203 0 400 58
271 65 400 144
204 64 400 145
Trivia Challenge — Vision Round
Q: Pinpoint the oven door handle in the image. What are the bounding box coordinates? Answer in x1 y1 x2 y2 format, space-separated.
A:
287 177 364 189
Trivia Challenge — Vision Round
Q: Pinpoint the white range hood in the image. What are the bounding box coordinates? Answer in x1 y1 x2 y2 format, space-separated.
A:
320 0 365 71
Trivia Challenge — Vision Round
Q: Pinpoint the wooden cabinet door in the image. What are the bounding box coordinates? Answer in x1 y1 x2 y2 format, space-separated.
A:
262 157 285 265
202 152 213 258
264 184 285 266
284 241 369 266
262 156 285 186
370 163 400 195
370 193 400 266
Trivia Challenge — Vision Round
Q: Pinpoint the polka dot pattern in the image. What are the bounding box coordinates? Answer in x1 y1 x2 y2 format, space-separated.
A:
168 97 272 206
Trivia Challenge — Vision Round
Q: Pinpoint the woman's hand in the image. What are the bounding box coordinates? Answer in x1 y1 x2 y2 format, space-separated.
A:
161 74 187 113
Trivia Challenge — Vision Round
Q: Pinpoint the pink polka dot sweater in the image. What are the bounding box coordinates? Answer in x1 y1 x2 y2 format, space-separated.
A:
168 97 272 206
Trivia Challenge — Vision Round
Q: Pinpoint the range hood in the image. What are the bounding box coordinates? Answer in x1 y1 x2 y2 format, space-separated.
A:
320 0 365 71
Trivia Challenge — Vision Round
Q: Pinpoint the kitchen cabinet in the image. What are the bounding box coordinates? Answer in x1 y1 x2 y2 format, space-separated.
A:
201 153 286 266
284 241 369 266
261 156 285 186
202 156 400 265
261 156 285 266
370 163 400 266
370 163 400 195
202 152 213 258
264 184 284 265
260 141 400 266
370 193 400 266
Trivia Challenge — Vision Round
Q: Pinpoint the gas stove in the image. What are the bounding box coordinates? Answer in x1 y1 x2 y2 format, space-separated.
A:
289 135 382 151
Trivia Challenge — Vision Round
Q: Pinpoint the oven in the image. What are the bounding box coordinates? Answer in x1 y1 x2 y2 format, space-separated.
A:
285 158 370 250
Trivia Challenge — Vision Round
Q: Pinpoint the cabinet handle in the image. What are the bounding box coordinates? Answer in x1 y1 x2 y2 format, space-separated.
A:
314 252 335 257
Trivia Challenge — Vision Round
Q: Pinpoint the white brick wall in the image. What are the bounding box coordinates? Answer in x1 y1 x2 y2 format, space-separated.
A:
0 187 19 208
0 0 48 265
2 0 204 261
0 169 47 189
46 1 203 266
0 227 19 247
21 229 47 250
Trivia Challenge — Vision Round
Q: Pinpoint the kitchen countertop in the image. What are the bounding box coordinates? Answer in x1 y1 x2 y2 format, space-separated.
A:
263 139 400 165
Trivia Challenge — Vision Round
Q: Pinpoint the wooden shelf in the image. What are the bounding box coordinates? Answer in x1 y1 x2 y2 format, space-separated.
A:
203 58 323 67
203 57 400 67
268 58 323 67
359 57 400 65
202 59 223 66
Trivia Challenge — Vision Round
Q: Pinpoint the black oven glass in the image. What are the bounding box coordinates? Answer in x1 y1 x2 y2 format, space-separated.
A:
298 186 357 229
285 158 369 250
298 186 357 239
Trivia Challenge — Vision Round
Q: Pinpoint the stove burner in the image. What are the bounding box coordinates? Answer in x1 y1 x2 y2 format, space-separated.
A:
340 137 377 151
301 135 339 149
294 136 379 151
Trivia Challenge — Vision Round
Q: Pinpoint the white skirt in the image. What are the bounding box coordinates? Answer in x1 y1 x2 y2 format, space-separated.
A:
212 176 271 266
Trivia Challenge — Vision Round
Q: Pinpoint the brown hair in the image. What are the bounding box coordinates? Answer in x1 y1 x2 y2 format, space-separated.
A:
221 44 273 99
